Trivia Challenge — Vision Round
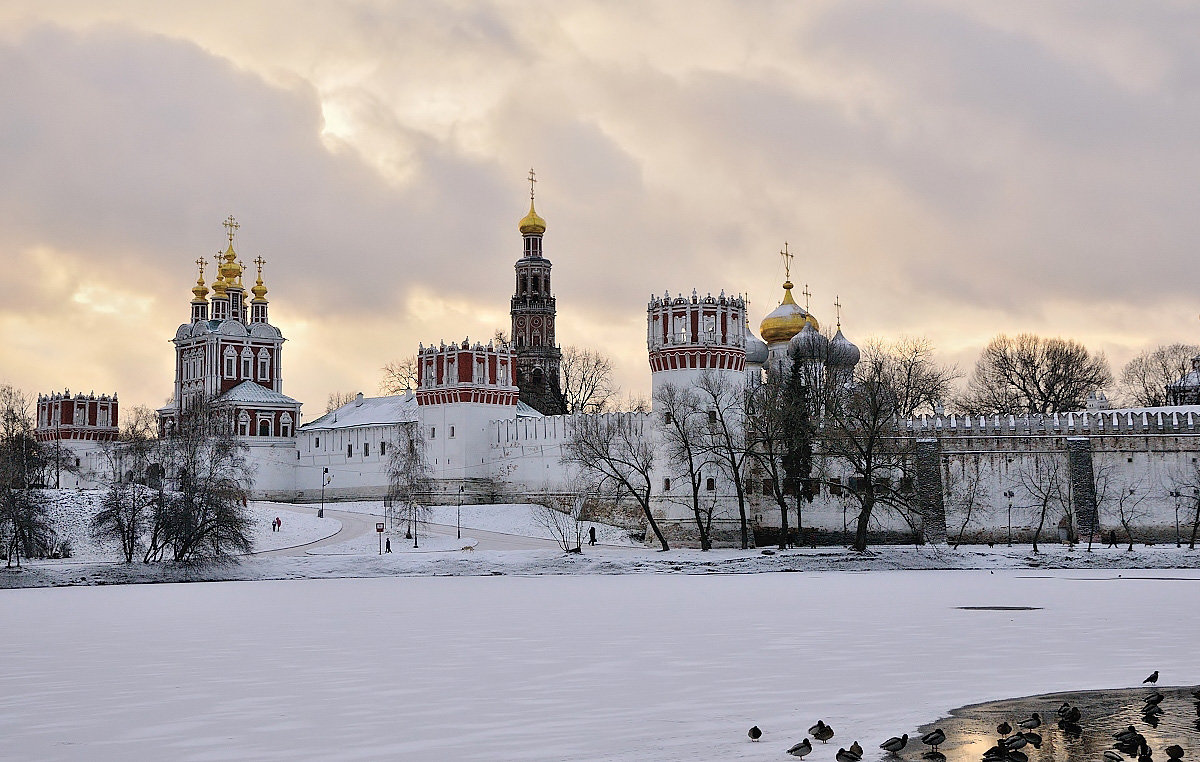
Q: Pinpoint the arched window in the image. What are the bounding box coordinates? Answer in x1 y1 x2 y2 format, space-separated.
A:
706 477 716 491
237 411 250 436
280 412 293 438
241 348 253 379
257 349 270 381
258 419 271 437
224 347 237 378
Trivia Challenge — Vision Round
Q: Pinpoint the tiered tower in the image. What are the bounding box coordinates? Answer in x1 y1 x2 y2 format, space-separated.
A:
646 289 748 403
510 170 566 415
159 216 300 438
35 391 119 443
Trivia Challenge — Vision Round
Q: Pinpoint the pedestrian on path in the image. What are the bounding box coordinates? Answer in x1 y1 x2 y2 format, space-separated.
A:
588 526 597 546
1106 529 1118 548
385 537 392 553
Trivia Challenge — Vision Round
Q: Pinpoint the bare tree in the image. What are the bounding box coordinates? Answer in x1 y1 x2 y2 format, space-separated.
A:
1120 343 1200 407
386 422 431 543
0 385 55 566
816 348 918 552
870 336 960 417
562 413 669 551
695 371 753 549
745 373 794 548
958 334 1112 416
945 465 986 547
1093 463 1150 551
655 383 717 550
148 396 255 562
532 489 586 553
1016 453 1068 553
560 345 618 414
380 355 420 395
1166 464 1200 550
91 418 162 563
326 391 357 414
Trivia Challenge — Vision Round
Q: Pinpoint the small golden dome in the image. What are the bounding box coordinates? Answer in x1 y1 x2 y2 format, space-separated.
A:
191 275 209 301
211 276 227 297
519 200 546 234
218 242 243 284
251 277 268 301
759 281 818 344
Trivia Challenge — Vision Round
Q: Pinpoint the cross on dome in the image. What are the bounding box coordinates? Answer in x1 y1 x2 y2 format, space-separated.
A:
802 283 812 311
780 241 793 283
834 295 842 328
223 214 240 243
528 168 537 200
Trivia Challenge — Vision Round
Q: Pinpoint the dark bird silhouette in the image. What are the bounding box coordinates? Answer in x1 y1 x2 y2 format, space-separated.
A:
1057 701 1072 716
1022 732 1042 749
748 726 762 742
1106 751 1126 762
836 747 862 762
1145 691 1165 706
1115 727 1140 742
813 723 835 744
997 722 1013 736
921 752 946 762
921 728 946 752
1142 713 1161 729
1137 742 1154 762
1019 713 1041 731
880 734 909 754
1144 671 1159 684
1006 750 1028 762
850 741 864 757
1003 734 1027 751
1165 745 1185 760
788 739 813 758
1060 721 1083 738
1062 706 1081 723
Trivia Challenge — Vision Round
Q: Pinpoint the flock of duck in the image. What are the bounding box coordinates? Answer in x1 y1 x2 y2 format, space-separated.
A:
747 673 1195 761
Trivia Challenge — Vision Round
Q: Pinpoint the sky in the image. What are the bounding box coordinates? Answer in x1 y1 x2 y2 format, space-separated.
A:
3 1 1199 419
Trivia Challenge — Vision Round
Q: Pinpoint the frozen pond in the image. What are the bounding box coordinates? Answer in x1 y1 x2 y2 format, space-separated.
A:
1 570 1198 761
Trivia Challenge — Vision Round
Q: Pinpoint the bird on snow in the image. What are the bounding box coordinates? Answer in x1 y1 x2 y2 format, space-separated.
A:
1144 671 1160 684
880 734 909 754
787 739 816 758
1061 706 1082 724
850 741 864 757
997 722 1013 736
921 728 946 752
1022 732 1042 749
836 747 862 762
1165 745 1185 759
811 722 835 744
1018 713 1041 731
748 726 762 742
788 738 813 758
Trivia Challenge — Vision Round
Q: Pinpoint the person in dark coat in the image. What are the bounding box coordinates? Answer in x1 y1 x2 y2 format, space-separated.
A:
588 526 597 546
385 537 392 553
1107 529 1118 548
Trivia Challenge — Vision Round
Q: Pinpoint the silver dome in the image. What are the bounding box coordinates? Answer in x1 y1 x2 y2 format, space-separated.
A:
745 332 768 364
788 321 829 362
827 328 861 367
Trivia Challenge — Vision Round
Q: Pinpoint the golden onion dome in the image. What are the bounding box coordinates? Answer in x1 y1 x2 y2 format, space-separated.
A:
211 275 228 297
218 243 243 284
191 275 209 301
251 276 268 301
759 281 818 344
518 200 546 234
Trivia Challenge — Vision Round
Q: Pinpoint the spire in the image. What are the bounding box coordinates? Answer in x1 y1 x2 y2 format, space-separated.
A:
834 295 842 328
519 168 546 235
802 283 812 312
251 256 269 302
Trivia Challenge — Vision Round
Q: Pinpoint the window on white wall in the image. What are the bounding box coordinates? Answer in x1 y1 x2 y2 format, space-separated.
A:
224 348 236 378
258 351 270 380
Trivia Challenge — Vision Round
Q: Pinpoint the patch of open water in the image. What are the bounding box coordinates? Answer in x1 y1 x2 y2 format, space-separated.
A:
914 687 1199 762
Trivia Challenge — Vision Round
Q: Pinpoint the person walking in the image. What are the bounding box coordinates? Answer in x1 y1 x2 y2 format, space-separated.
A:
1106 529 1118 548
588 526 597 546
385 537 392 553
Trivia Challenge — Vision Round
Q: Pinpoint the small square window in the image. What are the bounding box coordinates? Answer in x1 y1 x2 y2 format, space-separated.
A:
663 477 671 491
707 410 717 425
347 444 353 458
364 442 370 457
315 436 320 448
706 477 716 491
449 425 455 438
380 441 387 456
430 427 436 439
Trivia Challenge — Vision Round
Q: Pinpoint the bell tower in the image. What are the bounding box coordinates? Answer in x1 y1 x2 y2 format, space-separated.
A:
510 170 566 415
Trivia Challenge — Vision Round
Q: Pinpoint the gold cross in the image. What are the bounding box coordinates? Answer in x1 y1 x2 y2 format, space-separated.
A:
195 258 206 278
834 295 842 327
254 255 266 278
802 283 812 311
223 214 239 243
528 168 537 200
780 241 793 282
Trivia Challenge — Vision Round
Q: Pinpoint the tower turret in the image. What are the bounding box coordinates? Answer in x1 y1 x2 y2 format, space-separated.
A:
647 289 748 405
190 258 210 323
510 169 566 415
250 256 270 324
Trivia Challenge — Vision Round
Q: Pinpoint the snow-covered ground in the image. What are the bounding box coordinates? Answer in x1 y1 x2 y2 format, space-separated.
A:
34 491 340 562
306 528 475 555
0 569 1195 761
295 499 640 546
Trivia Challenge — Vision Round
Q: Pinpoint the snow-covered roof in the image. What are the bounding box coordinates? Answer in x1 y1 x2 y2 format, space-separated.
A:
218 381 300 406
516 401 543 418
301 393 418 431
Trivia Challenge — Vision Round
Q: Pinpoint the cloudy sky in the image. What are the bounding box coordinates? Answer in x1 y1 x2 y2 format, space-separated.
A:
3 1 1199 418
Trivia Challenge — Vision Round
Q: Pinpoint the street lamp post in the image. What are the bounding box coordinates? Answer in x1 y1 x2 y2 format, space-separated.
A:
457 484 464 540
319 467 331 518
1172 490 1181 547
1004 490 1015 546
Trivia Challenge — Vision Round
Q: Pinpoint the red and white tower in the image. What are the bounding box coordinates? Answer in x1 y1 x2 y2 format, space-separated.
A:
510 170 566 415
159 216 300 438
647 289 749 404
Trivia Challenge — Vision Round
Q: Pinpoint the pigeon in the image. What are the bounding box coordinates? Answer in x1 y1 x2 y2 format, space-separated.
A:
1144 671 1160 685
1165 745 1185 760
850 741 864 758
788 739 813 758
748 726 762 742
880 734 909 754
836 747 862 762
1019 713 1041 731
813 722 836 744
921 729 946 752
